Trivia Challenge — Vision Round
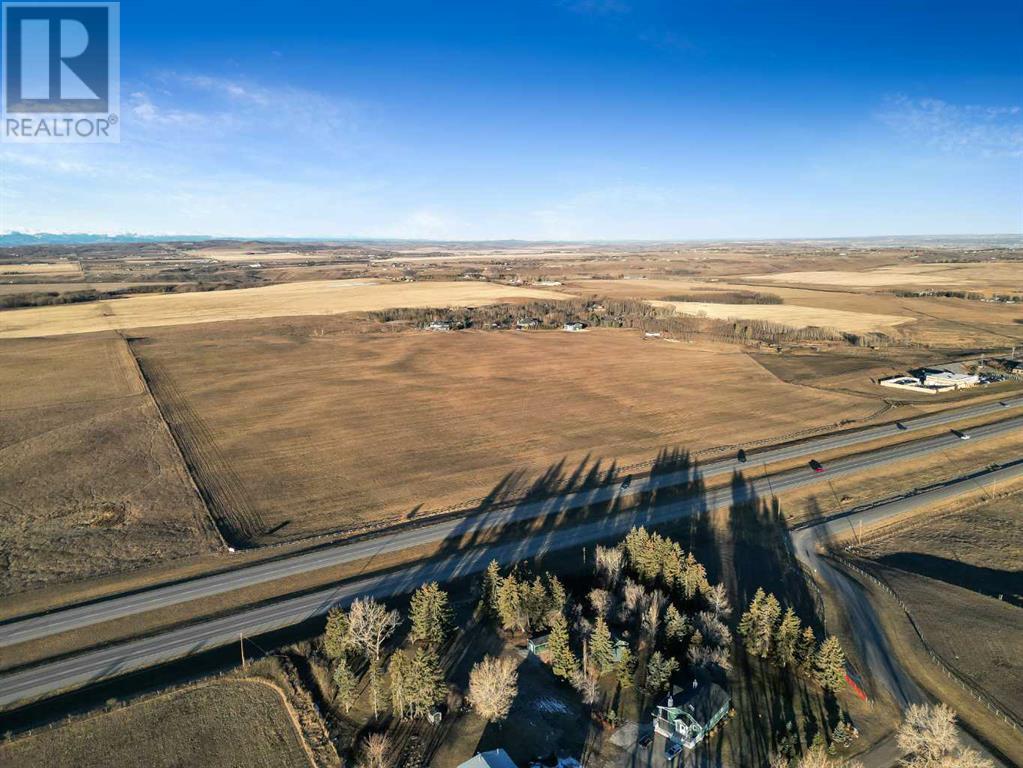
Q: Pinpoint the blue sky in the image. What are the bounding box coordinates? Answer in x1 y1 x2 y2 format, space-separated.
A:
2 0 1021 239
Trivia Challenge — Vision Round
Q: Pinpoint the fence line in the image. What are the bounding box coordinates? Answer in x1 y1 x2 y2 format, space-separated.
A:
832 556 1021 734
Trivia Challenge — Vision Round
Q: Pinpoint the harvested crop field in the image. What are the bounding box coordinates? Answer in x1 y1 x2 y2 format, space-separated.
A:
130 322 883 545
569 278 1023 347
744 261 1023 293
196 248 332 262
0 679 314 768
0 333 220 595
0 279 569 338
650 300 914 334
0 281 176 295
0 262 82 276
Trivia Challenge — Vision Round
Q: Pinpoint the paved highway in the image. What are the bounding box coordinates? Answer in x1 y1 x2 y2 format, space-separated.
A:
2 403 1021 650
1 433 1020 708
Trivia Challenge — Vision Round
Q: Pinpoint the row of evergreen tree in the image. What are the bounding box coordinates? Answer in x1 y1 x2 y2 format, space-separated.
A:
738 588 847 692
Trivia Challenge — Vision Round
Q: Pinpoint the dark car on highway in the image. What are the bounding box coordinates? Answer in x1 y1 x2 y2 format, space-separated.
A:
737 449 747 463
895 421 908 430
620 475 633 489
809 459 825 473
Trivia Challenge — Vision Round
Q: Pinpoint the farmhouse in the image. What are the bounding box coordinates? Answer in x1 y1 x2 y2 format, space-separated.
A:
427 320 453 331
653 681 730 749
563 322 585 332
516 318 540 329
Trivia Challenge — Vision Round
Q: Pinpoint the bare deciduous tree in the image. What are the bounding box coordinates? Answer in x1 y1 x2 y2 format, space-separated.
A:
588 588 611 620
696 610 732 648
467 655 519 724
348 598 403 662
897 703 992 768
574 671 600 706
357 732 392 768
687 643 732 672
642 590 667 642
792 745 863 768
595 545 624 587
347 597 402 717
623 579 646 616
706 582 731 618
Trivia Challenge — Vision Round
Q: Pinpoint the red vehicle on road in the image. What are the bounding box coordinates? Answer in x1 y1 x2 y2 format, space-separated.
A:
809 459 825 473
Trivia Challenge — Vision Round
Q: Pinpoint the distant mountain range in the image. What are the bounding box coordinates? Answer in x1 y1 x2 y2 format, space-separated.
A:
0 232 213 246
1 231 1020 248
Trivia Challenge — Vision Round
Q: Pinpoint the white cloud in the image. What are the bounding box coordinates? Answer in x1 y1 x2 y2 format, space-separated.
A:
879 96 1023 158
177 74 272 106
129 91 207 127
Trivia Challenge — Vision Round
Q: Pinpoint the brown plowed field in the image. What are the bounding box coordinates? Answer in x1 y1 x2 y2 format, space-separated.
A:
130 320 882 544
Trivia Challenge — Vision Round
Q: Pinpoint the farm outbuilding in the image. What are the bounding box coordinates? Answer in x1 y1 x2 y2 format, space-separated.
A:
527 634 550 655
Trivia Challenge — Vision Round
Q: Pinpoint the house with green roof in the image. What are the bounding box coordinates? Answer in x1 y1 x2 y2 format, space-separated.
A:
652 681 730 749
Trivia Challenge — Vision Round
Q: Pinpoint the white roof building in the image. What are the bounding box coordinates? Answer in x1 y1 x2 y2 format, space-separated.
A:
921 370 980 390
458 749 518 768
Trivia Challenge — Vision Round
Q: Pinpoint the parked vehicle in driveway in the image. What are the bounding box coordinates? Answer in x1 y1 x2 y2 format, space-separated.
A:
665 741 683 762
809 459 825 473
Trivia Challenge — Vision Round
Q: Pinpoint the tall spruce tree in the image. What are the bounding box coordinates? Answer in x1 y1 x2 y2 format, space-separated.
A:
324 607 350 660
680 552 708 599
546 613 580 682
496 572 526 632
409 582 452 646
388 650 413 718
589 616 615 674
738 588 782 658
333 657 358 713
773 607 802 668
645 651 679 695
759 593 782 656
664 603 691 643
482 560 502 616
614 645 635 690
796 625 817 675
814 636 847 692
410 646 445 716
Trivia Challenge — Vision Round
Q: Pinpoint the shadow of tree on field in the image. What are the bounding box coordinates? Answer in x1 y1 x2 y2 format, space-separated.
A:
873 552 1022 607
